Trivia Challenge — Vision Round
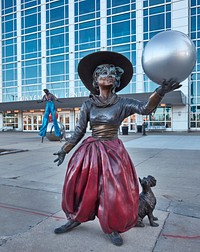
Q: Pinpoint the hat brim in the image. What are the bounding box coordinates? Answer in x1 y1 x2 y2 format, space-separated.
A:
78 51 133 94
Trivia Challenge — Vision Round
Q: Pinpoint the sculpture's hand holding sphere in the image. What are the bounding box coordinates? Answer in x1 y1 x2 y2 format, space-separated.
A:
142 30 196 85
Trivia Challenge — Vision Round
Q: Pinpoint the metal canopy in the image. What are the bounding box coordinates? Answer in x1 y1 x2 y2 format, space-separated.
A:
0 91 186 113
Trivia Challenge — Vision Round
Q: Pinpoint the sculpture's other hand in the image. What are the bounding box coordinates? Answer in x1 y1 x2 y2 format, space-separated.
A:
37 100 43 103
156 79 182 97
53 149 66 166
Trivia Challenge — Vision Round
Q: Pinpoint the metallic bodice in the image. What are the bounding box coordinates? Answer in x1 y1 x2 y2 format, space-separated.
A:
92 124 118 140
62 92 163 153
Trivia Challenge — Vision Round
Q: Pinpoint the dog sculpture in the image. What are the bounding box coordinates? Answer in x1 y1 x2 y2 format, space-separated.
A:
136 175 159 227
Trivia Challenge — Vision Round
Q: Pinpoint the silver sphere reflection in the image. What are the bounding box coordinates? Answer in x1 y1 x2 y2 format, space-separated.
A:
46 121 65 141
142 30 196 85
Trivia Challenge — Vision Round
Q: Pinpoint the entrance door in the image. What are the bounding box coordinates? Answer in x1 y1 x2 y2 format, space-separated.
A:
58 112 70 131
23 113 43 131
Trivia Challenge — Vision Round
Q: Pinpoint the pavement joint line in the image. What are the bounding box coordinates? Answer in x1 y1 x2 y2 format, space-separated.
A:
154 211 200 244
166 210 200 220
134 149 164 168
0 149 29 156
0 182 62 194
152 211 170 252
0 203 65 220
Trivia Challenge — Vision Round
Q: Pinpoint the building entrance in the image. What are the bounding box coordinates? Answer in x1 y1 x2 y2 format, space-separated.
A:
58 112 70 131
23 113 43 131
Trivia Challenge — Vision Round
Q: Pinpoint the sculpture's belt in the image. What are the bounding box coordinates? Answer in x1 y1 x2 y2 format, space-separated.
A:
92 124 118 140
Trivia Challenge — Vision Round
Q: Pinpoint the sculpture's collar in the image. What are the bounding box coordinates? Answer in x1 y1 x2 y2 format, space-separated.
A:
89 93 119 107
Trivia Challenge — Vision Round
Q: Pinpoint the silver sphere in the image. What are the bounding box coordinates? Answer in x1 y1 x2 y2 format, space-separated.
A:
142 30 196 85
46 121 65 141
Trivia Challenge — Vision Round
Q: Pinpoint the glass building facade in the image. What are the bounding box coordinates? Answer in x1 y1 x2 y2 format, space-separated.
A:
190 0 200 128
0 0 200 132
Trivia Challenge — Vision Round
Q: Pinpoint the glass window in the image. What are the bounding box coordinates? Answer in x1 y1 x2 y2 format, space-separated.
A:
144 17 148 32
112 0 130 6
3 45 15 57
78 13 95 22
2 87 18 102
79 0 95 14
79 20 95 29
149 0 164 6
3 69 16 81
190 3 200 128
197 81 200 95
149 6 164 15
150 14 164 30
47 55 65 63
5 20 14 32
166 13 171 28
112 5 130 14
22 59 40 67
47 62 64 76
79 28 95 43
50 34 64 48
112 13 130 22
191 81 196 96
2 0 14 9
3 113 18 129
23 66 40 79
49 27 64 35
24 14 37 28
22 0 38 9
112 21 130 37
50 7 64 22
25 40 38 53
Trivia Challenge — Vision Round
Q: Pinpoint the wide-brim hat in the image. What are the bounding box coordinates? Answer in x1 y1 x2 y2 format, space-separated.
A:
78 51 133 94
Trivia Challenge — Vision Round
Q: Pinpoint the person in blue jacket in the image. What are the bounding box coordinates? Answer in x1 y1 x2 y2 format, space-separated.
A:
37 89 62 142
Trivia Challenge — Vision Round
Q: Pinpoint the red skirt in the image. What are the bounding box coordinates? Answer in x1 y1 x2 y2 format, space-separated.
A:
62 136 139 234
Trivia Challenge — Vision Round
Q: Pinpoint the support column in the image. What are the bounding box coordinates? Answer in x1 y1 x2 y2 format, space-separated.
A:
171 0 189 131
135 0 144 93
17 0 22 100
0 1 2 102
41 0 47 92
69 0 75 97
135 1 144 125
100 0 107 50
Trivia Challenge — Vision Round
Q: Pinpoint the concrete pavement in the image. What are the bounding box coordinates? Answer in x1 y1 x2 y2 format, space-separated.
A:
0 131 200 252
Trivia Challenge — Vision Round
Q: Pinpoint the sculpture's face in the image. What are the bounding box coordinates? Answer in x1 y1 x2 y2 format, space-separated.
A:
96 65 116 88
97 76 116 89
95 64 117 80
93 64 124 92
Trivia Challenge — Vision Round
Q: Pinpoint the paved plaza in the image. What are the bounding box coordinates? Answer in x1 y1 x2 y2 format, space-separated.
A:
0 131 200 252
